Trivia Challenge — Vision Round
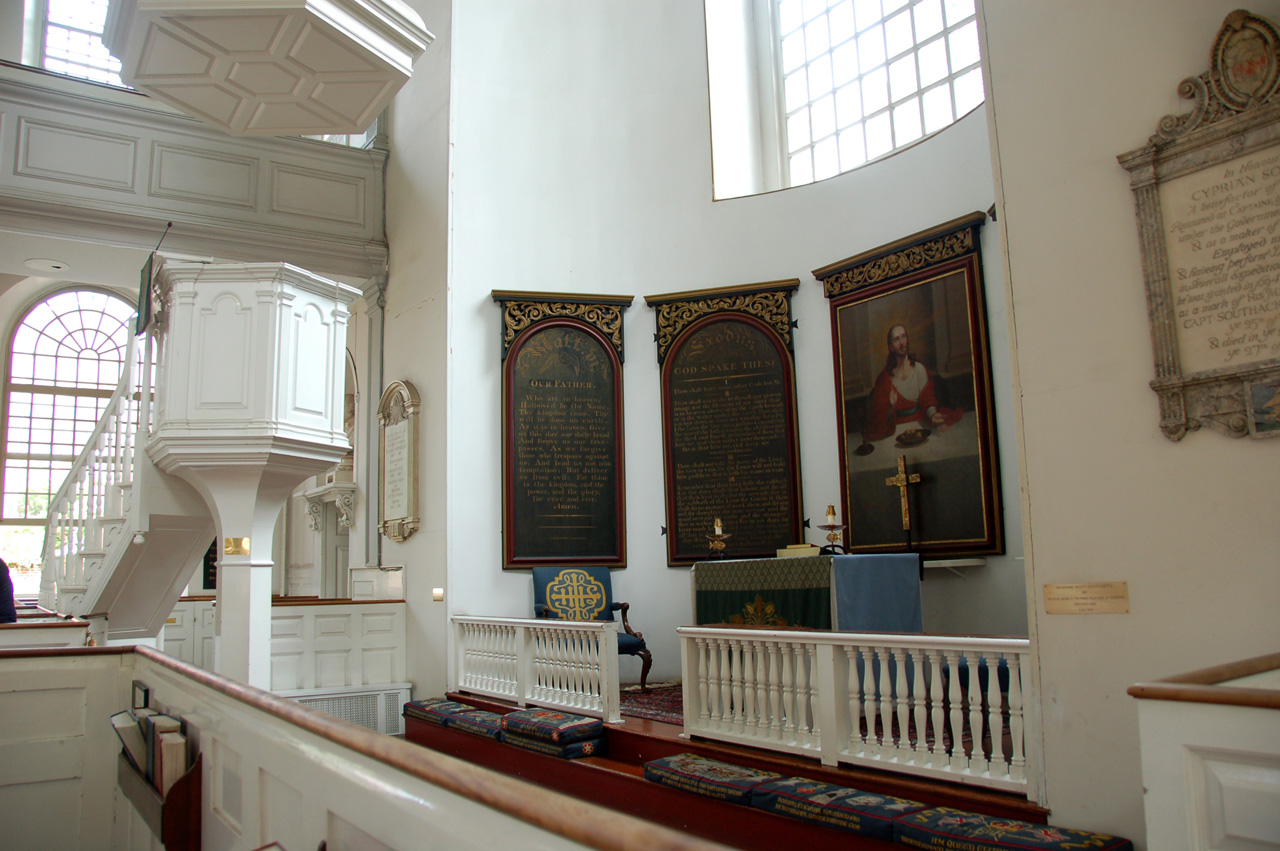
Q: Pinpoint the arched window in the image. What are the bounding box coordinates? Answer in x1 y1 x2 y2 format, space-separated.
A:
706 0 985 198
0 289 135 590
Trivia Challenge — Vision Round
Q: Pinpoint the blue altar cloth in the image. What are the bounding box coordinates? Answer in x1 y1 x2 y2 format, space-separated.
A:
832 554 922 633
691 554 922 633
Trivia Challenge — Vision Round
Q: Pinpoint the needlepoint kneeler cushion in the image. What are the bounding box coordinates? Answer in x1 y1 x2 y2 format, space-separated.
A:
403 698 476 726
446 709 505 741
504 732 604 759
499 708 603 744
749 777 926 840
644 753 783 804
894 808 1135 851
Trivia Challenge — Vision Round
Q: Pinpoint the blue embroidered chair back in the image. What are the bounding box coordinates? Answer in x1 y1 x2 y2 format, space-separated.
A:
532 566 615 622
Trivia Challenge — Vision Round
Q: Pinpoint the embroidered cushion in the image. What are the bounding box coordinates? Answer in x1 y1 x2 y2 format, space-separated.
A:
446 709 505 741
532 566 615 621
644 753 783 804
402 698 476 726
499 708 603 744
749 777 926 839
894 808 1135 851
504 732 604 759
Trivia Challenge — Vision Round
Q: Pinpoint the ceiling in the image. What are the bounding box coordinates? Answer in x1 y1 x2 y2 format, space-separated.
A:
0 230 156 301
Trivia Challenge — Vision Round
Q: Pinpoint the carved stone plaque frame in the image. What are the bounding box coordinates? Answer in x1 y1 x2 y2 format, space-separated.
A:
377 380 420 542
1118 10 1280 440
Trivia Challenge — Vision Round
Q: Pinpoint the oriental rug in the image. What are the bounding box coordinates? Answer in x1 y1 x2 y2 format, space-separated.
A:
619 682 684 725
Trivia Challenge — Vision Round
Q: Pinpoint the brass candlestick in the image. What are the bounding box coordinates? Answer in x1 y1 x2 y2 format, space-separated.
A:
817 504 848 555
707 517 731 559
816 523 847 554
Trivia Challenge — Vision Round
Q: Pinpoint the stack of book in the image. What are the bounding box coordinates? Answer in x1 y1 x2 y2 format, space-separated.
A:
110 708 190 796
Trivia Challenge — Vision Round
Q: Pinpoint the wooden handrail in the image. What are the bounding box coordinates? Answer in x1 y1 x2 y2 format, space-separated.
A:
120 646 723 851
1128 651 1280 710
0 645 725 849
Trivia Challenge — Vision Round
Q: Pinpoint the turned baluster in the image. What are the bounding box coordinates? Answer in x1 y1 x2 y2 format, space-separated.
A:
768 643 783 740
697 637 712 727
966 651 988 775
1007 654 1026 783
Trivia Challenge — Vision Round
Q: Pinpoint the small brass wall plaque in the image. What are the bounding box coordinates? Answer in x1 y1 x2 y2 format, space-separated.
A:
1044 582 1130 615
224 537 250 555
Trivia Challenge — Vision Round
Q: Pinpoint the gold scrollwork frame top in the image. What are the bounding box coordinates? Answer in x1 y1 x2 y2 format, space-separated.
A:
644 280 800 364
492 291 634 361
814 212 985 300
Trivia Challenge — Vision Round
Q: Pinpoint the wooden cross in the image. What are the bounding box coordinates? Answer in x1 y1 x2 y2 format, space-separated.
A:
884 454 921 531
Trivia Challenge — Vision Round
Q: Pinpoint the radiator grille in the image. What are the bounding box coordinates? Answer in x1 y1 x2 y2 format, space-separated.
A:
299 694 379 728
287 685 411 735
384 692 404 736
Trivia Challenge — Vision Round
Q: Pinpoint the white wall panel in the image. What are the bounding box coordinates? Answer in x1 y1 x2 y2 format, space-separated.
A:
0 65 387 281
0 655 132 850
196 295 252 409
15 117 136 190
270 163 365 224
292 304 330 416
150 143 257 208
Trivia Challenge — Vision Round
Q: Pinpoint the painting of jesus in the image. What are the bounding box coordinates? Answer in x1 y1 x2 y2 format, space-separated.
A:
828 251 1003 557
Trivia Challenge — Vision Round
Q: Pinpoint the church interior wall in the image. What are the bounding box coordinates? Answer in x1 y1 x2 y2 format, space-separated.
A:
0 0 22 62
0 1 1272 844
983 0 1280 838
393 0 1028 699
382 0 454 697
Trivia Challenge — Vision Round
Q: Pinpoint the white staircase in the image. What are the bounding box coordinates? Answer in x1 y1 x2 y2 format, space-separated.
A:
39 330 214 640
39 260 358 650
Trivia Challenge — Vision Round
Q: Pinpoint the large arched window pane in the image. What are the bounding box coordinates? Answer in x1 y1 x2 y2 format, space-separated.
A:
706 0 985 198
1 289 134 595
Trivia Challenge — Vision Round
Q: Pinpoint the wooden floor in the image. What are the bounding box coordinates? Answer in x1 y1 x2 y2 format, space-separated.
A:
400 693 1049 851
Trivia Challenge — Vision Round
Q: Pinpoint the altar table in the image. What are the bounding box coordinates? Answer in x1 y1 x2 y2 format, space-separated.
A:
690 554 922 632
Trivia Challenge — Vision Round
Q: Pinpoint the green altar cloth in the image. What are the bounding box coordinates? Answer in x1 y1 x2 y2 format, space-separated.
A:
692 556 832 629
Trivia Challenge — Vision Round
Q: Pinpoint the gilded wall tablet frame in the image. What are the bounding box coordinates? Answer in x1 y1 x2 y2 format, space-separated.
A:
493 291 633 570
378 380 420 542
817 212 1004 558
646 281 804 566
1118 9 1280 440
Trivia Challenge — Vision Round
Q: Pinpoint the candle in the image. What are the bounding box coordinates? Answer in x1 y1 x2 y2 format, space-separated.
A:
826 504 836 524
714 518 723 535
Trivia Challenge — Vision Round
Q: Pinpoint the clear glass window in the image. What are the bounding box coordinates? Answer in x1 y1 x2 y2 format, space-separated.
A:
773 0 984 186
2 289 135 524
37 0 125 87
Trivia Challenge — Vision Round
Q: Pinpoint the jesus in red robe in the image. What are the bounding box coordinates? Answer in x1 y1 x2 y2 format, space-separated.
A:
862 324 963 443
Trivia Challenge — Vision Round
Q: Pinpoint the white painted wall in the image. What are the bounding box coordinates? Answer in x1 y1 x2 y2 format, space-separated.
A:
983 0 1280 841
382 0 453 695
382 0 1025 703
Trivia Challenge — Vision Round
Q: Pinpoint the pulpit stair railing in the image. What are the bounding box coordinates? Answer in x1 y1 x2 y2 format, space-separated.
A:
39 330 153 612
678 627 1035 799
452 616 621 723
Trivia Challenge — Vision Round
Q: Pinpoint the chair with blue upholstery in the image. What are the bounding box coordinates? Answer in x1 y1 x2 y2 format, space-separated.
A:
532 566 653 692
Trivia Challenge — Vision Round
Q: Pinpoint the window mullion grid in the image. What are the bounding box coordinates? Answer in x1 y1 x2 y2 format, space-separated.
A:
775 0 982 186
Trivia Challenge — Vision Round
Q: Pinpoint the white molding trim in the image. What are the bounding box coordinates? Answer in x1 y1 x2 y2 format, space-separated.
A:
0 65 387 282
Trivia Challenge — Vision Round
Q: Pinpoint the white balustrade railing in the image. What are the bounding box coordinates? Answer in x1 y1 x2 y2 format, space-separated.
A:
453 616 621 723
679 627 1034 795
39 329 155 612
